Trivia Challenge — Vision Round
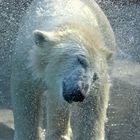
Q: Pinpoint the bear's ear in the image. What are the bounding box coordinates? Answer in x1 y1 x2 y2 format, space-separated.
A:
33 30 61 47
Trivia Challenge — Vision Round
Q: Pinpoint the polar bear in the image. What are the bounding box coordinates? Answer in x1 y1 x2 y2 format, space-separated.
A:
11 0 116 140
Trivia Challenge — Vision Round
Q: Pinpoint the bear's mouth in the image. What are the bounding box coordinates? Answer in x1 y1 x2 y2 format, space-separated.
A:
63 82 86 103
62 72 98 103
62 79 90 103
63 91 85 103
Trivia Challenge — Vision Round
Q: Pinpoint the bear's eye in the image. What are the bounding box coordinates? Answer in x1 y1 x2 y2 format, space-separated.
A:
93 73 98 82
77 55 89 68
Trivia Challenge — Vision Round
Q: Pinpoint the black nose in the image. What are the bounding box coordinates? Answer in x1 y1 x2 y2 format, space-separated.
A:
63 88 85 103
63 81 86 103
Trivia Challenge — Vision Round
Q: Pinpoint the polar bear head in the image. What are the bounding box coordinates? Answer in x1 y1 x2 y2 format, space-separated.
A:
29 24 112 103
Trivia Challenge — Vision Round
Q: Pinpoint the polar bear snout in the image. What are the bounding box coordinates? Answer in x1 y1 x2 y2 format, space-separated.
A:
63 79 89 103
63 83 86 103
